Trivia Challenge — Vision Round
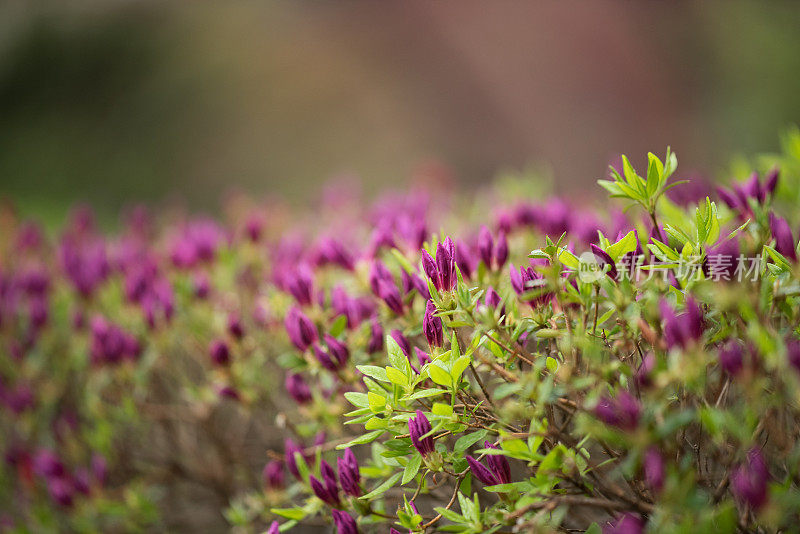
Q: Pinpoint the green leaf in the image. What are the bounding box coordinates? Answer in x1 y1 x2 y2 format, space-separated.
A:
344 392 369 408
402 453 422 484
428 363 452 387
451 356 470 382
404 388 448 401
336 430 384 449
357 365 388 382
270 507 307 521
386 366 408 387
605 230 637 261
360 472 402 500
368 392 387 411
454 430 489 455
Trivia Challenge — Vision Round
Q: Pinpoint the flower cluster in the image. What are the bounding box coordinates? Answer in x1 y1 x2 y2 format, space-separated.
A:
2 131 800 533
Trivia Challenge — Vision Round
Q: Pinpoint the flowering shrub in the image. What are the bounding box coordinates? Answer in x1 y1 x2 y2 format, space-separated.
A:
3 129 800 533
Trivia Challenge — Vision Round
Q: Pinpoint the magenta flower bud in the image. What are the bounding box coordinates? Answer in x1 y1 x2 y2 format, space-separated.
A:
267 521 280 534
436 237 457 290
209 339 230 366
337 448 361 496
704 238 739 280
594 390 641 430
659 298 704 350
510 264 552 308
643 448 664 493
423 300 444 348
719 341 744 376
408 410 434 456
377 279 404 315
495 230 509 268
310 460 340 507
484 286 503 311
390 329 411 358
731 448 770 510
331 509 359 534
367 320 384 353
227 314 244 340
263 460 285 490
466 455 499 486
285 307 317 351
286 265 314 306
193 273 210 299
244 215 263 242
317 237 355 270
455 241 475 280
48 477 74 507
477 225 494 267
603 513 644 534
414 347 431 366
216 384 240 400
324 335 350 367
285 439 303 480
769 212 797 261
764 168 779 196
421 250 438 289
717 186 742 212
743 171 764 204
285 374 312 404
483 441 510 484
368 261 393 297
33 450 65 479
590 243 618 279
72 468 91 496
313 344 340 372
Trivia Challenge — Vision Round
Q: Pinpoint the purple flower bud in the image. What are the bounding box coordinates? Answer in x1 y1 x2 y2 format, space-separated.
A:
717 186 743 212
769 212 797 261
483 441 510 484
209 339 230 366
285 307 317 351
414 347 431 366
494 230 509 269
310 475 339 506
48 477 74 507
324 335 350 367
263 460 285 490
477 225 494 267
590 244 618 279
313 344 340 372
244 214 263 242
764 168 779 196
466 455 498 486
193 273 210 299
285 374 312 404
436 237 457 290
216 384 240 400
227 314 244 340
267 521 280 534
337 448 361 496
285 439 303 480
603 513 644 534
286 265 315 306
743 171 764 204
408 410 434 456
704 238 739 281
731 448 770 510
377 279 404 315
331 509 359 534
390 329 411 358
423 300 444 348
484 286 503 310
455 241 475 280
634 353 655 389
643 448 664 493
317 237 355 270
659 298 704 350
367 320 384 353
33 450 65 479
594 390 641 430
73 468 91 496
719 341 744 376
421 250 438 289
510 264 552 308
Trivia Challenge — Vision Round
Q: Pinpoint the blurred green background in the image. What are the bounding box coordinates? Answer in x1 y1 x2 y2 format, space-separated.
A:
1 1 800 225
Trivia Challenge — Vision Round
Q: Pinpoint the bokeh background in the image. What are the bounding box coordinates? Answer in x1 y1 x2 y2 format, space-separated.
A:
2 1 800 225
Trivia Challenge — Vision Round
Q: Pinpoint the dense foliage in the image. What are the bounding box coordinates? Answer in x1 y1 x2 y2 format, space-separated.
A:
3 130 800 533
